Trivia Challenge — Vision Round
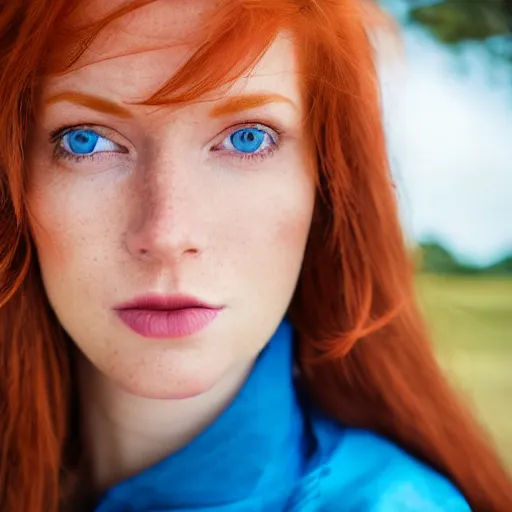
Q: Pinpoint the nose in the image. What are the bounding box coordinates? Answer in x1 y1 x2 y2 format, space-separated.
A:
124 164 205 264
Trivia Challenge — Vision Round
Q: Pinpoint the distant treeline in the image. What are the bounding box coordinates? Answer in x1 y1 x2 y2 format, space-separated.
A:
415 242 512 275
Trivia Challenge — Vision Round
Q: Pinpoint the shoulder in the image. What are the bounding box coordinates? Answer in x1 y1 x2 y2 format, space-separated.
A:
293 413 471 511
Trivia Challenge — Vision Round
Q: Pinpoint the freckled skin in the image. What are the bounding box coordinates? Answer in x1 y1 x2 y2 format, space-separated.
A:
27 0 315 400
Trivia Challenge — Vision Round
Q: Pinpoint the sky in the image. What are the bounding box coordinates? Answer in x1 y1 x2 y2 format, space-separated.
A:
376 8 512 266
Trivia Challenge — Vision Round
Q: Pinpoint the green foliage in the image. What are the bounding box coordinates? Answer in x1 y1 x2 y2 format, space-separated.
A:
418 241 512 275
487 255 512 274
407 0 511 43
419 241 468 274
401 0 512 64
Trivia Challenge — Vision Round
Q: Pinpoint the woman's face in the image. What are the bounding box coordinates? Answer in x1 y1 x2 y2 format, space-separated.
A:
28 0 315 399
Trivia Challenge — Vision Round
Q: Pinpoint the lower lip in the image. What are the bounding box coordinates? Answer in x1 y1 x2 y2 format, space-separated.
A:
116 307 221 339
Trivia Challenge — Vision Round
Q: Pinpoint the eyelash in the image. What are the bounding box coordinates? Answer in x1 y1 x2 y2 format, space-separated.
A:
49 126 123 164
215 122 281 163
48 122 283 165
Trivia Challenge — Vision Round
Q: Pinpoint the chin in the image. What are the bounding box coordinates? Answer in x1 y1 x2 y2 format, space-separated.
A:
112 367 223 401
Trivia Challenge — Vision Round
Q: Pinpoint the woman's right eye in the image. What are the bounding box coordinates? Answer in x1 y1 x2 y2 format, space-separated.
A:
54 128 123 161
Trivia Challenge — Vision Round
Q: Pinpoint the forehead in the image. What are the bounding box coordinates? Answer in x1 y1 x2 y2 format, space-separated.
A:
73 0 211 62
47 0 299 103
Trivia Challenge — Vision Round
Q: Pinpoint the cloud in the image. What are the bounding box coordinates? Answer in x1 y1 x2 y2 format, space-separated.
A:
379 29 512 265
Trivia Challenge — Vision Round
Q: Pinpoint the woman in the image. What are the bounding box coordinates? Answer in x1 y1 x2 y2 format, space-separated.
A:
0 0 510 510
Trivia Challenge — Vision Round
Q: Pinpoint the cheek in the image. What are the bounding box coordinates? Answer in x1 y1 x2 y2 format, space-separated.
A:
239 169 316 269
265 166 315 246
27 181 105 274
27 168 121 266
277 188 315 244
28 192 71 269
268 205 313 267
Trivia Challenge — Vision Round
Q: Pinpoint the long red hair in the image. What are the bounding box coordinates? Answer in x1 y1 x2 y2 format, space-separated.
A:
0 1 510 510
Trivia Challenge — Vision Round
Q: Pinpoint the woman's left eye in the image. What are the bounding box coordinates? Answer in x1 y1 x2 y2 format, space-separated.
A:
218 125 277 157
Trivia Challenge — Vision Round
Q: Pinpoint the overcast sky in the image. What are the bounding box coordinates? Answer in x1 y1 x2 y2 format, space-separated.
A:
377 22 512 266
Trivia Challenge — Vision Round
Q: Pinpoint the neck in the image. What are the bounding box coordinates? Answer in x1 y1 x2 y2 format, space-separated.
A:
78 353 254 496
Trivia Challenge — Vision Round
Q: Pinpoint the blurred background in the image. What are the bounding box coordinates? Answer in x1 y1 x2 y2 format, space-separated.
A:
374 0 511 468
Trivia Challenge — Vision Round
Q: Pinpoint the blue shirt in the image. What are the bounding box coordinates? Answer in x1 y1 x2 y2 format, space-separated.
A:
95 321 471 511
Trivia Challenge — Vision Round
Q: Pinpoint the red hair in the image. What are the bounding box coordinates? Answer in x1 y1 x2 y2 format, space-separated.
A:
0 1 510 510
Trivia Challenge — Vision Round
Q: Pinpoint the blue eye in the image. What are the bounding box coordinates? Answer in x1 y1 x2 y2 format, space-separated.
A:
221 125 278 157
61 129 118 156
229 127 267 154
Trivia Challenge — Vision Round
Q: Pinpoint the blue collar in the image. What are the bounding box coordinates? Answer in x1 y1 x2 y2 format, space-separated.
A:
95 321 307 511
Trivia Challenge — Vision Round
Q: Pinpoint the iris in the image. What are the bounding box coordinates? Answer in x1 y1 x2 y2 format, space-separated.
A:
230 128 266 154
63 129 100 155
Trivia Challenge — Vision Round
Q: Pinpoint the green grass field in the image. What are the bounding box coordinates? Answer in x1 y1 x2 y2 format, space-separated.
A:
416 274 512 469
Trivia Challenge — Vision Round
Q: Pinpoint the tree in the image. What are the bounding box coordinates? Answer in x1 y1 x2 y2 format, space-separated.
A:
416 240 512 275
404 0 512 62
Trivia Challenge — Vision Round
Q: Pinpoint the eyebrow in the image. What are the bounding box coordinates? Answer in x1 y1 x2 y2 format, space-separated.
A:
44 91 297 119
209 93 298 117
44 91 133 118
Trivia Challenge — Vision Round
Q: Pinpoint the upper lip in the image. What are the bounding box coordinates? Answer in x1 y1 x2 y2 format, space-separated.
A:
114 294 222 311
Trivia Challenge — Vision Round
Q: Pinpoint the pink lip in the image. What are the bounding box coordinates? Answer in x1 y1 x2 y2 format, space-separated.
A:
114 294 223 339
